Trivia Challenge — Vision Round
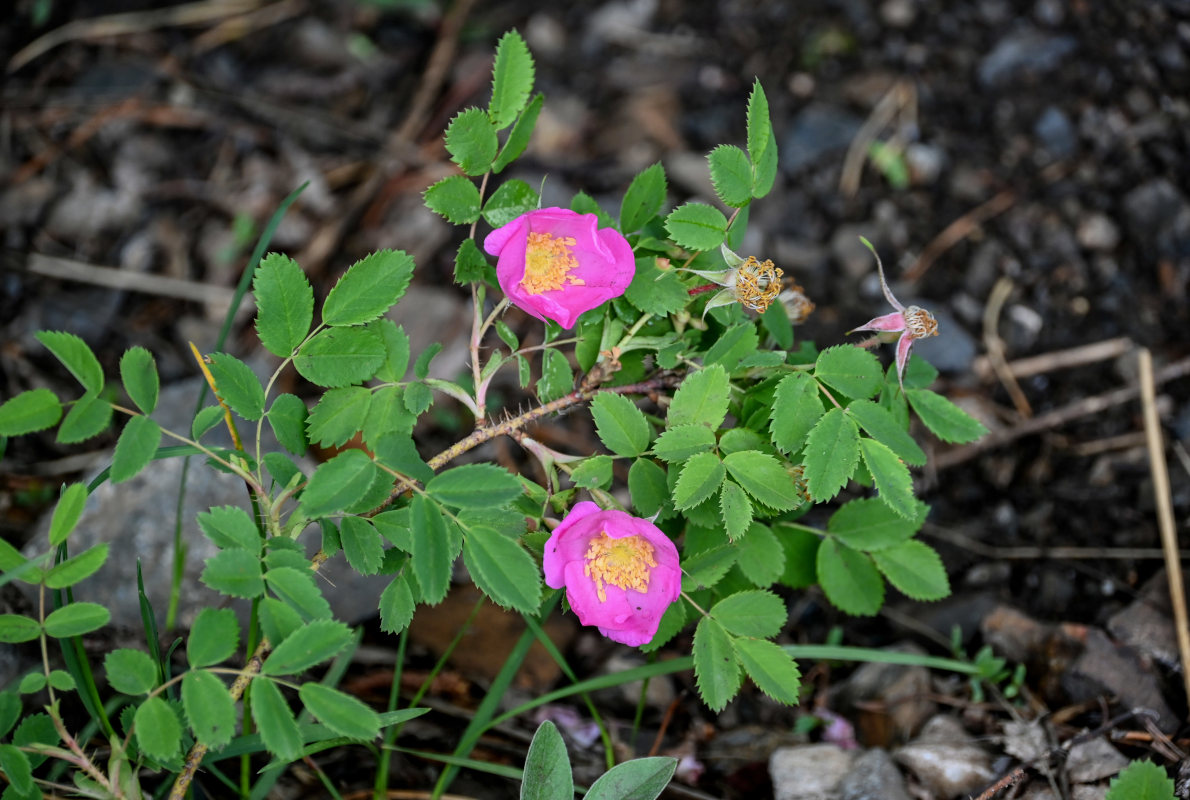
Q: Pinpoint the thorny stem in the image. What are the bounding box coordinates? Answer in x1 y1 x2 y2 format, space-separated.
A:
370 373 683 515
46 702 115 795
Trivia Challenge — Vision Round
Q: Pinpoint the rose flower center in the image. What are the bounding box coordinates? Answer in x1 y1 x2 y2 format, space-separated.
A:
521 232 585 295
903 305 939 339
733 256 783 311
583 532 657 603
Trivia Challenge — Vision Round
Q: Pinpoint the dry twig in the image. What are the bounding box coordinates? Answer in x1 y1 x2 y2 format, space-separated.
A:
972 337 1133 382
1138 349 1190 709
982 276 1032 417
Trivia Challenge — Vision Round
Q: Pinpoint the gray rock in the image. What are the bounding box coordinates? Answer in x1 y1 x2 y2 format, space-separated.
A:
905 143 946 186
895 715 995 797
839 748 911 800
1065 736 1129 783
781 105 864 173
836 642 936 741
1062 626 1178 733
1076 213 1121 252
977 25 1077 88
1034 106 1077 160
769 744 854 800
1106 570 1185 669
1123 179 1190 260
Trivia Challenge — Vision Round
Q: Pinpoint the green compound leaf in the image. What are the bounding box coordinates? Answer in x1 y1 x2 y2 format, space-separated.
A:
374 319 411 382
43 543 108 589
410 495 453 605
192 404 224 440
403 381 433 415
816 538 884 616
134 696 182 763
664 202 727 252
111 415 161 484
197 505 260 552
673 451 726 511
846 399 926 466
628 457 669 517
723 450 799 511
250 677 302 763
119 346 159 414
708 144 753 208
681 545 737 592
521 721 574 800
693 617 741 712
735 637 800 705
735 521 785 586
481 178 538 228
265 567 332 621
426 463 523 509
620 162 668 233
493 92 543 174
746 79 778 198
103 649 158 694
266 392 308 456
43 602 109 638
711 590 786 638
48 482 88 547
182 669 236 750
828 497 924 552
570 455 612 490
339 516 384 576
624 256 690 315
536 347 573 403
591 392 651 457
0 615 40 644
35 330 103 394
803 407 860 502
206 352 264 421
462 525 542 613
653 424 716 463
296 325 386 388
872 540 950 601
0 388 62 436
719 480 752 542
1106 760 1176 800
424 175 482 225
668 364 729 429
323 249 415 327
906 388 989 444
488 29 535 130
814 345 884 400
200 549 264 599
306 386 371 449
769 372 824 454
262 619 353 676
859 437 917 519
704 323 758 372
0 692 18 738
379 574 415 634
0 744 34 796
18 673 46 694
253 252 314 357
57 392 112 444
188 607 240 667
48 669 75 692
299 682 381 741
299 449 380 518
445 107 499 176
585 757 678 800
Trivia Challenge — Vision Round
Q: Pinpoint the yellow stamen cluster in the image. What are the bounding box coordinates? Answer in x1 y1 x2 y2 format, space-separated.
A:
734 257 784 312
521 232 585 295
903 305 939 339
583 531 656 603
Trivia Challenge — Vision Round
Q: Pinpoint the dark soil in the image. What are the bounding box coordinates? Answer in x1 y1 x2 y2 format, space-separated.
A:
3 1 1190 798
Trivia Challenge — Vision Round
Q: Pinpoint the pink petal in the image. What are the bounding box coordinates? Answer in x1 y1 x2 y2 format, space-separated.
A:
894 333 915 388
542 501 603 588
849 310 907 334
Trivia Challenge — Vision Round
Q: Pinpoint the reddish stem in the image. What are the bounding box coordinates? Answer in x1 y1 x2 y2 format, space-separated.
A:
687 283 719 296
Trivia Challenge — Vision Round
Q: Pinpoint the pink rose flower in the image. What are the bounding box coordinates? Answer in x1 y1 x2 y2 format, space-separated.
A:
483 208 636 329
543 501 681 647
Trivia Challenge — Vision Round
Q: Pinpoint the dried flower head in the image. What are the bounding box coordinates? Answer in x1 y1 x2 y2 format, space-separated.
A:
778 284 816 325
684 244 787 316
848 237 939 388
